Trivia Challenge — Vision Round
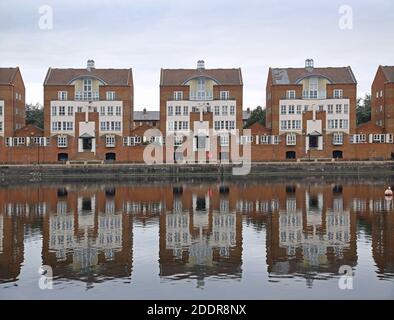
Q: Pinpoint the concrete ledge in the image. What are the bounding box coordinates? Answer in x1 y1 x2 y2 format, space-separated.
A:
0 161 393 184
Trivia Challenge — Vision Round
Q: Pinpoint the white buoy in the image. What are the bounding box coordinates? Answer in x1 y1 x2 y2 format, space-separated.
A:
385 186 393 197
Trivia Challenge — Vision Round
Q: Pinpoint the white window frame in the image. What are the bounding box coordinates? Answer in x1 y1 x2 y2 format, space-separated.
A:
220 91 230 100
333 89 343 99
286 133 297 146
57 135 68 148
58 91 68 101
174 91 183 101
286 90 296 99
333 132 343 145
106 91 116 101
106 135 116 147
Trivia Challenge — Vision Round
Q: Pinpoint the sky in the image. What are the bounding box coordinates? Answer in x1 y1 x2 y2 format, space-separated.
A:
0 0 393 110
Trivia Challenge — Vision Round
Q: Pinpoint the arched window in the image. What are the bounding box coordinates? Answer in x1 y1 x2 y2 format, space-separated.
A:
106 153 116 161
333 150 343 159
58 153 68 162
286 151 296 160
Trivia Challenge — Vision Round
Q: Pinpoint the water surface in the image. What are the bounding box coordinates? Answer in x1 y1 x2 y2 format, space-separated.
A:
0 177 393 299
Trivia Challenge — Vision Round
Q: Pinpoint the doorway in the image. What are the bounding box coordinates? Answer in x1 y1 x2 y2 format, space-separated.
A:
83 137 93 151
309 136 318 149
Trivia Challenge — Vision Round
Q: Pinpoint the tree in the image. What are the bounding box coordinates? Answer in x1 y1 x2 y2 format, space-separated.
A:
26 103 44 129
244 106 266 128
356 94 371 125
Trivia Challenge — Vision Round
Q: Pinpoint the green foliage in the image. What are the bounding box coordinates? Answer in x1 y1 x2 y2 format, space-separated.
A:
356 94 371 125
26 103 44 129
244 106 266 128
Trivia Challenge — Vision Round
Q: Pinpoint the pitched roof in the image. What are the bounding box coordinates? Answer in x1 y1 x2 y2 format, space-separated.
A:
44 68 133 86
0 67 18 85
381 66 394 83
134 110 160 121
160 68 243 86
270 66 356 85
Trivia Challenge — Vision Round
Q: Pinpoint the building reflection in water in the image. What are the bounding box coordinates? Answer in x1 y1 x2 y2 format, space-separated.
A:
0 180 393 286
42 186 133 286
159 186 242 288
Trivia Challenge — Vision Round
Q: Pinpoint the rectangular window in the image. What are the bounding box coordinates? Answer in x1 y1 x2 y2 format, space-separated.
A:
229 121 235 130
214 121 220 131
333 89 343 99
336 104 342 113
59 106 65 116
286 134 296 146
286 90 296 99
214 106 220 115
240 136 253 145
0 122 2 131
309 78 318 99
281 120 287 130
106 135 116 147
115 106 121 116
328 105 333 114
58 91 68 101
281 105 286 115
67 106 73 116
183 106 188 116
106 91 116 101
168 106 173 116
297 105 302 114
222 105 228 116
100 106 105 116
220 91 230 100
288 105 295 114
77 107 83 113
230 105 235 115
373 134 385 143
52 106 57 116
107 106 113 116
220 135 229 146
57 136 68 148
175 106 182 115
333 133 343 145
174 91 183 101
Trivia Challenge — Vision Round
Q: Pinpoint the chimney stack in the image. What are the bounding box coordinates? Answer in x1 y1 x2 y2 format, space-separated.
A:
87 59 95 71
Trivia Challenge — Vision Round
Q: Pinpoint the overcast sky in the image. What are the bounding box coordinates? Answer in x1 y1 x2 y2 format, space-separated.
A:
0 0 393 110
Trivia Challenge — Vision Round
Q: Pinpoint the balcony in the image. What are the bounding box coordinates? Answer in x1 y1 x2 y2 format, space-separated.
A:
75 91 99 101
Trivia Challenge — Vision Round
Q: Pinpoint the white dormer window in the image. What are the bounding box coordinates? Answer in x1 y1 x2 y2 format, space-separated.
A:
174 91 183 101
58 91 68 101
333 89 343 99
106 91 116 101
220 91 230 100
286 90 296 99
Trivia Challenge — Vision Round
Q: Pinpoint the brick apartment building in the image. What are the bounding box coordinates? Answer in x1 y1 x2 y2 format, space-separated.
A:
371 65 394 132
159 60 243 161
0 60 393 164
0 67 25 138
261 59 393 160
43 60 133 161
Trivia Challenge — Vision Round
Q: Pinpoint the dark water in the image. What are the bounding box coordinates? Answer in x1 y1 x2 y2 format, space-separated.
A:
0 177 393 300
